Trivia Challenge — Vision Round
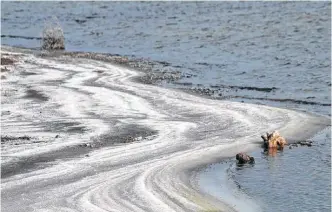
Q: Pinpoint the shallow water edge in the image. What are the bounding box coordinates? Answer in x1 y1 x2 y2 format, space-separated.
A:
1 46 331 212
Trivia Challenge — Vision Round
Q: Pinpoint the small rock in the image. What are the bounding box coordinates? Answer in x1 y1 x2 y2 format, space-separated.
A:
134 136 143 141
145 135 157 140
55 135 60 138
289 146 292 149
85 154 89 157
75 19 87 24
307 143 312 147
126 136 134 143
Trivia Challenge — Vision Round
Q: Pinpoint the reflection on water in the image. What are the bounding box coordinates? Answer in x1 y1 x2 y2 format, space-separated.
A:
199 159 262 212
263 148 282 157
235 163 255 170
201 127 331 212
1 1 331 211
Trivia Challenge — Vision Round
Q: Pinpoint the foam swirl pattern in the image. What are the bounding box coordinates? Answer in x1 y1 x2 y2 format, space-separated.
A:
1 48 329 212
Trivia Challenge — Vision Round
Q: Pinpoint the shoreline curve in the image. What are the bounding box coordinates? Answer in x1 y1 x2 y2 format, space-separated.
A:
1 45 330 212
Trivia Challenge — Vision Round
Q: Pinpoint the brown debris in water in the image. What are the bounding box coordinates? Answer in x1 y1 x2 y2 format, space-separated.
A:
261 131 287 149
236 152 255 164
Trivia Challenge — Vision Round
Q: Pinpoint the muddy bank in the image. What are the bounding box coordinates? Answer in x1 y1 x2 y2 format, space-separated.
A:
1 52 22 79
41 50 332 115
1 124 157 178
1 57 15 65
2 46 330 117
38 50 190 85
1 47 330 212
1 2 330 211
2 2 330 119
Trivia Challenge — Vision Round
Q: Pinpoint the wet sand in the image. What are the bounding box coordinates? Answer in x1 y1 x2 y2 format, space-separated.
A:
1 46 330 212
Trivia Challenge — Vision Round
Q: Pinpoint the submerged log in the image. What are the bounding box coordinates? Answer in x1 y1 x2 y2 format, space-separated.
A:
236 152 255 164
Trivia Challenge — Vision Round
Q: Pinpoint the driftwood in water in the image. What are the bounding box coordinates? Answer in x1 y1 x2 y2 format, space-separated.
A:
261 131 287 149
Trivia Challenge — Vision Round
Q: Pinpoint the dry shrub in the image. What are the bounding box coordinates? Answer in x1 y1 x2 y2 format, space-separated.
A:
41 17 65 50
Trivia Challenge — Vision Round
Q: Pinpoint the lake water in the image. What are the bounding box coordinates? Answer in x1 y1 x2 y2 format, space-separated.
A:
1 2 331 212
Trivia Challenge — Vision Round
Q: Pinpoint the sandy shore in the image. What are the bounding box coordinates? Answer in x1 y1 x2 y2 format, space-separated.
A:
1 46 329 212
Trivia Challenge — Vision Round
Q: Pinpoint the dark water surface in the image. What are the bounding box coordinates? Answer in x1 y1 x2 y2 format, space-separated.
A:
1 2 331 212
200 127 331 212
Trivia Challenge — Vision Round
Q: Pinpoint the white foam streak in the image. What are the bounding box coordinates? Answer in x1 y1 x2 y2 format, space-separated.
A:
1 49 329 212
